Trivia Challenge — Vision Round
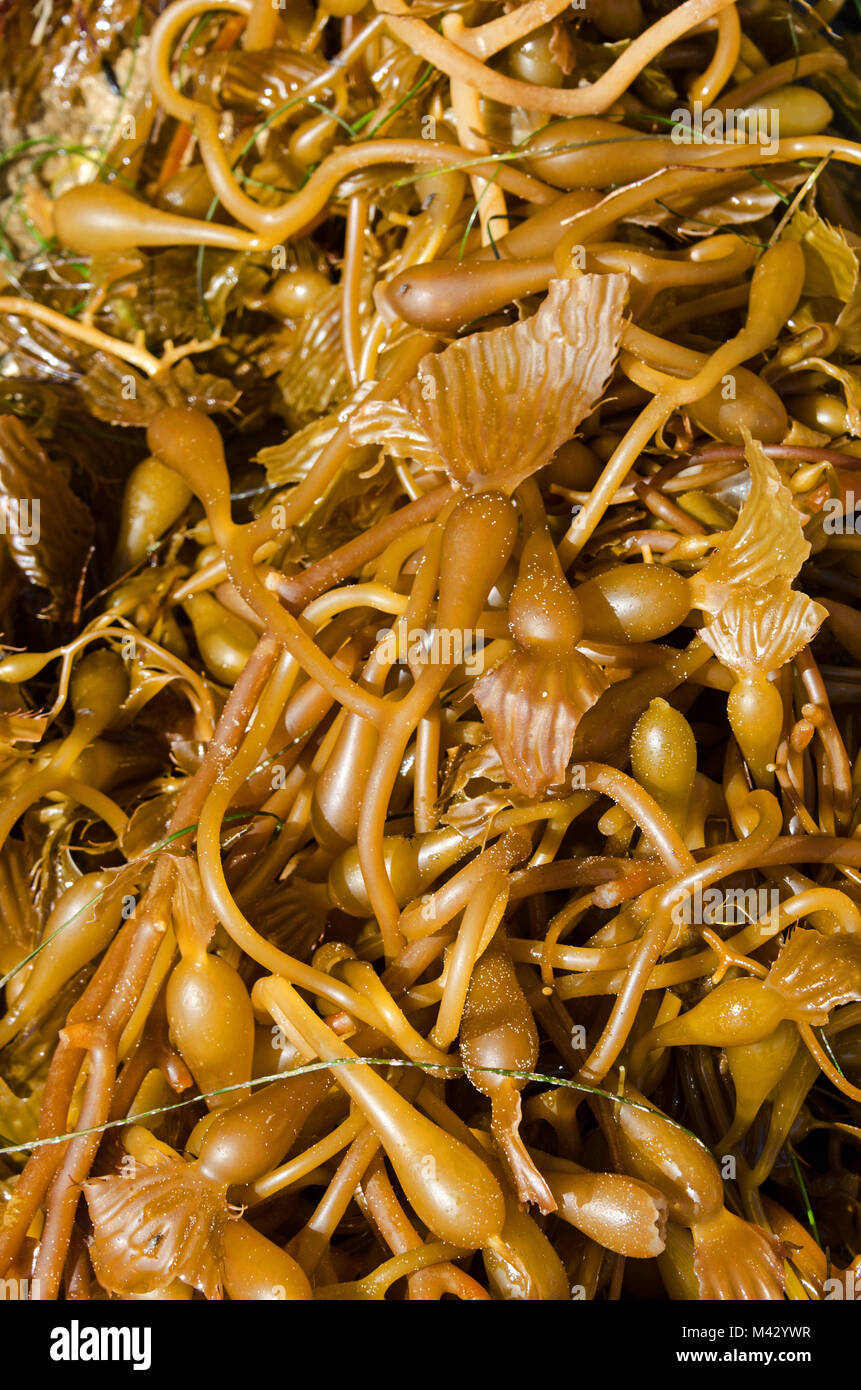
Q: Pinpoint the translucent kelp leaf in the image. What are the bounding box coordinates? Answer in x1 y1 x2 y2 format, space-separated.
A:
348 400 445 471
252 877 330 960
22 800 109 920
548 21 576 76
257 381 376 487
349 275 627 493
258 413 343 488
200 255 271 340
811 37 861 138
628 171 806 238
691 437 810 615
441 790 518 839
783 208 861 354
437 737 522 838
0 707 48 752
171 856 218 957
440 735 508 801
692 1210 786 1301
786 208 859 300
262 421 399 547
0 416 94 619
474 649 608 798
301 453 402 557
699 581 827 679
92 249 269 344
84 1158 230 1299
366 46 435 140
259 272 376 429
766 928 861 1025
0 312 84 383
78 355 240 427
259 289 347 428
190 47 336 120
119 787 182 859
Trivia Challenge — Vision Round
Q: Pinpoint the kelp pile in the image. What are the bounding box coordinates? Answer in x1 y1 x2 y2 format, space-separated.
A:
1 0 861 1302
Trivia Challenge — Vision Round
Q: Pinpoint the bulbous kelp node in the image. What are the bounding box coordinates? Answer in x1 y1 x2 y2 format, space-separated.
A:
146 407 232 518
722 1020 799 1151
84 1157 231 1299
692 436 827 784
508 525 584 655
53 184 261 254
574 563 692 644
614 1085 724 1226
474 523 608 797
0 870 129 1049
545 1170 669 1258
634 977 787 1058
639 929 861 1061
459 939 555 1213
166 952 256 1109
613 1084 787 1297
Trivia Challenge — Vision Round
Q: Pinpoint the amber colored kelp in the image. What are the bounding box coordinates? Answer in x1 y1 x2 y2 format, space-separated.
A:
0 0 860 1306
